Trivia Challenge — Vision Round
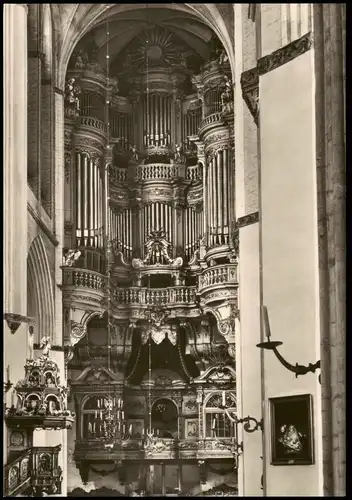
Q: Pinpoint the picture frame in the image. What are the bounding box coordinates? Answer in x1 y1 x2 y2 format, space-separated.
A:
185 418 199 439
269 394 314 465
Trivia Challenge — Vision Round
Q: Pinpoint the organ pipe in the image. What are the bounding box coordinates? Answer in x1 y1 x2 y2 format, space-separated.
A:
76 153 82 244
217 150 223 239
223 148 228 240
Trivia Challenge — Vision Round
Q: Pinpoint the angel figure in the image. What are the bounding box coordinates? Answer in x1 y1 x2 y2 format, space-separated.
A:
220 75 233 113
40 336 52 357
65 78 81 110
174 144 183 163
218 49 229 65
63 249 81 267
130 144 139 162
74 50 88 69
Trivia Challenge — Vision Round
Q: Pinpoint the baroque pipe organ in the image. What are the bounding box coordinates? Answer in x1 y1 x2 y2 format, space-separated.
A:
63 26 239 493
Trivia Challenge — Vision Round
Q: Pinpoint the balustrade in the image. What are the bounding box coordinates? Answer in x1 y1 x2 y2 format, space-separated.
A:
186 165 202 181
135 164 179 181
113 286 197 306
78 115 108 134
198 112 223 134
199 264 237 291
62 267 105 290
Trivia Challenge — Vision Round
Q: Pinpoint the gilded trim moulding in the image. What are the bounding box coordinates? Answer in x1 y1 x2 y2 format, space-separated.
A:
257 32 313 76
237 211 259 228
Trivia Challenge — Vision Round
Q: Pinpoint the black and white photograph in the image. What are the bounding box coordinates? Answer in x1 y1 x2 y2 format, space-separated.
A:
3 3 345 497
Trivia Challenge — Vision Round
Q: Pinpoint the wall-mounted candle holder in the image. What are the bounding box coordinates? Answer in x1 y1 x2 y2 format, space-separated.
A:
256 306 321 383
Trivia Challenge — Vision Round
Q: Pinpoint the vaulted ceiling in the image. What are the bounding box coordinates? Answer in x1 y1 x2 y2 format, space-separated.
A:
49 3 234 89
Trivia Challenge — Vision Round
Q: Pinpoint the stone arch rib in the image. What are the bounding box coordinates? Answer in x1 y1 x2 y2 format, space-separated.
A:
27 235 55 343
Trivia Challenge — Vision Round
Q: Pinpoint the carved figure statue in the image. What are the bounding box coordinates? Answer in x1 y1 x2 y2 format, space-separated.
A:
130 144 139 162
174 144 183 163
63 249 81 267
218 49 229 66
65 78 81 110
220 75 233 113
40 336 52 357
74 50 89 69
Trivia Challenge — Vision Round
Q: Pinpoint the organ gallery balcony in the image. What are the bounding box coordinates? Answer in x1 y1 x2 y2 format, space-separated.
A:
198 112 224 136
113 286 197 308
73 437 234 462
198 263 238 307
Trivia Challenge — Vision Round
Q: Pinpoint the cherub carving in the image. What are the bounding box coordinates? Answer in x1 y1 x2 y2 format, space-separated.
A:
174 144 183 163
40 336 52 357
130 144 139 162
63 249 81 267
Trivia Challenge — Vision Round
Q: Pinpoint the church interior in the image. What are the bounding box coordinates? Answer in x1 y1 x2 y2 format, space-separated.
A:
3 3 345 497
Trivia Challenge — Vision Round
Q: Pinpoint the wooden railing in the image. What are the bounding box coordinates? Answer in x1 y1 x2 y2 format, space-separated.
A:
4 449 31 497
4 445 62 497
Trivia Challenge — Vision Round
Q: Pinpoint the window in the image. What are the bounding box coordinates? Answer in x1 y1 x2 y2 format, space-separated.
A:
204 392 237 439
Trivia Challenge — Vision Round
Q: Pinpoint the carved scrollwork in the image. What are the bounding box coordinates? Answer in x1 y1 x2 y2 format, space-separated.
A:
70 322 87 346
217 308 240 338
257 32 313 75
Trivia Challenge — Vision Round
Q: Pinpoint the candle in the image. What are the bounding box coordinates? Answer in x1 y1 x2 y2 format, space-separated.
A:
11 391 14 407
6 365 10 382
222 391 226 407
262 306 271 339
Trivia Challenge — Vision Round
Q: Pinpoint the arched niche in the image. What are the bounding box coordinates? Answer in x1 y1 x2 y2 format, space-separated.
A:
151 397 179 439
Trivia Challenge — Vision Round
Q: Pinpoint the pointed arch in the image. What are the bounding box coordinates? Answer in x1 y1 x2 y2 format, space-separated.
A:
27 235 55 343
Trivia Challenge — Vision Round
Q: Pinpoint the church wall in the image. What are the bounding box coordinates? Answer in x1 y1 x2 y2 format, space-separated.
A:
259 46 322 495
237 223 262 495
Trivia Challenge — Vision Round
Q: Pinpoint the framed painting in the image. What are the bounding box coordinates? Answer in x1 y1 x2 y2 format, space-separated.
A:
270 394 314 465
185 418 199 439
